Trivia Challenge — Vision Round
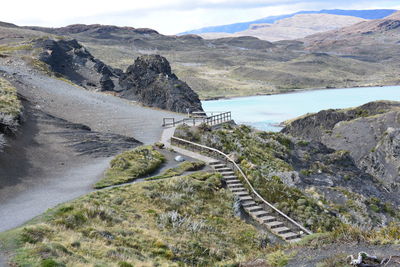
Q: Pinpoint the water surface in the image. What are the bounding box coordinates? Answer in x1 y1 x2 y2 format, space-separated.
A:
202 86 400 131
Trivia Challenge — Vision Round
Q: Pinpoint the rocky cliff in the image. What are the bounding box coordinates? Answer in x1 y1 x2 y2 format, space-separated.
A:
34 38 122 92
283 101 400 190
119 55 203 113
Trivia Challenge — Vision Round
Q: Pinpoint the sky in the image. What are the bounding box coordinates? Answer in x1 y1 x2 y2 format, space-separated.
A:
1 0 400 34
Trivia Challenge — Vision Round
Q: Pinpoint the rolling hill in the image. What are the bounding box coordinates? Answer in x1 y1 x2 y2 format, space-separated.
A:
181 9 397 34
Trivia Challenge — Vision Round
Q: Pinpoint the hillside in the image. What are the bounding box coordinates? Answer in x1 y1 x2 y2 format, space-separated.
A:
302 11 400 62
14 17 400 99
199 14 366 41
2 131 400 266
181 9 397 34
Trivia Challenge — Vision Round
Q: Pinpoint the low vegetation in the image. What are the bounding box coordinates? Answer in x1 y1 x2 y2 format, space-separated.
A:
1 171 276 266
145 160 205 181
0 43 33 56
0 77 22 143
94 145 165 189
174 124 341 232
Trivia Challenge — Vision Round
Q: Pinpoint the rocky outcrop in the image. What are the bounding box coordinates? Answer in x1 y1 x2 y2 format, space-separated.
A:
34 38 122 92
283 101 400 189
34 39 202 113
119 55 203 112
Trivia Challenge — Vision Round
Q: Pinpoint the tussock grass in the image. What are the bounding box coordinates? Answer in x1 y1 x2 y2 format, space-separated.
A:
3 172 269 266
0 78 21 118
94 145 165 188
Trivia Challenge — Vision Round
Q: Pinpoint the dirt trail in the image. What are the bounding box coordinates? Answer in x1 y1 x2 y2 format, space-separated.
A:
0 59 183 145
0 59 184 266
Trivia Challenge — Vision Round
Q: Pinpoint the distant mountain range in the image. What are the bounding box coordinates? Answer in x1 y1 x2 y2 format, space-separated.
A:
180 9 397 35
197 14 367 42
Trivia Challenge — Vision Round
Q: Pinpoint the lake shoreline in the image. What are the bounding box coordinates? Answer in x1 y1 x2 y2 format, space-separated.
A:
202 85 400 132
201 83 395 102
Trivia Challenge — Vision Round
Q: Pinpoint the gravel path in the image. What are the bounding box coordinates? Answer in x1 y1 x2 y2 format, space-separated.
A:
0 59 183 145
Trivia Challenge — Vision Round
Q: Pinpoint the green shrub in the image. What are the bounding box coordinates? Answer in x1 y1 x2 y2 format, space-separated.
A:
94 145 165 188
20 225 52 244
41 259 65 267
118 262 133 267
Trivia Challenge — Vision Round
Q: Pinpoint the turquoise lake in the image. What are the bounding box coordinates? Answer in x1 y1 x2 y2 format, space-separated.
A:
202 86 400 131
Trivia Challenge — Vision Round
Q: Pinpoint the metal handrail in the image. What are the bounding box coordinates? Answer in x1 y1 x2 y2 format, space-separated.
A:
171 136 313 235
163 111 232 127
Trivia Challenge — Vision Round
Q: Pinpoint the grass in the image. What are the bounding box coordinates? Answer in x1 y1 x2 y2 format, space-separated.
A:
0 78 21 118
2 171 270 266
0 43 33 56
267 250 296 267
94 145 165 189
145 161 205 181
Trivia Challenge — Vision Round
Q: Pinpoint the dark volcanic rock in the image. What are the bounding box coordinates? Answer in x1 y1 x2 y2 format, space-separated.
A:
34 38 121 91
119 55 203 113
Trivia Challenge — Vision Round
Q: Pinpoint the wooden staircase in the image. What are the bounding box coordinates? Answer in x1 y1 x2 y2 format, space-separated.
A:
166 133 312 244
210 161 303 243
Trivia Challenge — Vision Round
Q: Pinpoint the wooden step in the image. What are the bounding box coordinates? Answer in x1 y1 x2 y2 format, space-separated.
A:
259 215 276 223
226 179 241 184
280 232 301 240
251 210 270 218
209 161 221 165
221 171 235 176
216 167 232 172
212 164 226 169
224 176 238 181
245 205 263 212
272 226 291 235
228 184 243 188
241 200 257 207
239 196 253 201
230 187 246 192
233 191 249 197
222 176 239 181
265 221 284 229
227 181 242 186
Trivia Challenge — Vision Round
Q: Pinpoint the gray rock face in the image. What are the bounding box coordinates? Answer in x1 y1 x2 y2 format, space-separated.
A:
119 55 203 113
283 101 400 189
361 127 400 189
35 38 121 91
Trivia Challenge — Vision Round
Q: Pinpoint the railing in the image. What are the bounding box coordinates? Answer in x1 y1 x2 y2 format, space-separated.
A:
162 118 201 127
170 136 313 235
162 111 232 127
203 112 231 126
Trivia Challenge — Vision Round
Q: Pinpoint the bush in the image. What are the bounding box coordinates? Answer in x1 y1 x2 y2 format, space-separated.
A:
94 145 165 188
41 259 65 267
20 225 52 244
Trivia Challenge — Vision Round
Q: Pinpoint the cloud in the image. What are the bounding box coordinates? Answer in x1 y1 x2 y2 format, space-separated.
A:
1 0 399 34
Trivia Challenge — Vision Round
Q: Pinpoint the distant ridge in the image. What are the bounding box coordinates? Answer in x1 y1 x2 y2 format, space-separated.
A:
180 9 397 34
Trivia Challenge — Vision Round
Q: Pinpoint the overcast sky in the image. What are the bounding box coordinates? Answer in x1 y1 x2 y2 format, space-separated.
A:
2 0 400 34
